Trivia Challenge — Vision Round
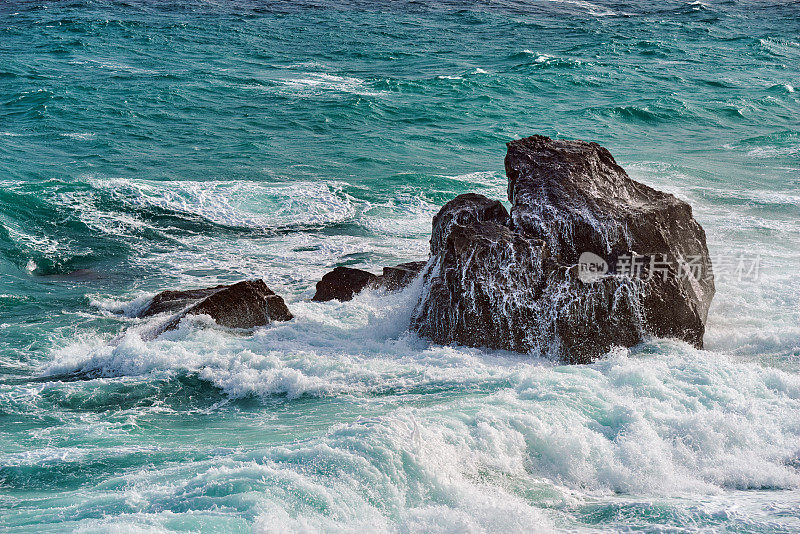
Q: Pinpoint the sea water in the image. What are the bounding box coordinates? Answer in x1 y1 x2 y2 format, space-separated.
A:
1 0 799 532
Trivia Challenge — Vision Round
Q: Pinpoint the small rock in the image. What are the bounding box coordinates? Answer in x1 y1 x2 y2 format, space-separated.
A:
141 280 292 338
312 267 381 302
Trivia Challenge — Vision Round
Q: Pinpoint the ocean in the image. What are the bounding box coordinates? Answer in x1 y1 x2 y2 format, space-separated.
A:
1 0 799 531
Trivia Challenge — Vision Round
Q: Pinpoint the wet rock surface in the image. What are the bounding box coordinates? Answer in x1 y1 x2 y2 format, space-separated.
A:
138 285 229 317
411 135 714 362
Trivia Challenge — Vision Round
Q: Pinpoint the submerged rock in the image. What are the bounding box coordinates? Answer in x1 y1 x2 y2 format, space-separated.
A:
39 269 103 282
140 280 293 338
411 135 714 362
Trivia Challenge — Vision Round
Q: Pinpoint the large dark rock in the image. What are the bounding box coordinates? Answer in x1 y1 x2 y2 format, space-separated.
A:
505 136 715 346
180 280 293 328
139 280 292 338
411 136 714 362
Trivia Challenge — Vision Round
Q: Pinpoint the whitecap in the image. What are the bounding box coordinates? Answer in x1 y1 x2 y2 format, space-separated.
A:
87 178 358 230
60 132 96 140
270 72 381 97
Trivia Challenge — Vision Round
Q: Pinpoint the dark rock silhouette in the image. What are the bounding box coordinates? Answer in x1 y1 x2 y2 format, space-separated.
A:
39 269 103 282
411 135 714 362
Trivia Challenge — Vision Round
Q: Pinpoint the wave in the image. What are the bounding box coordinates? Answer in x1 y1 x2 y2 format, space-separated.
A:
41 280 800 494
267 72 383 97
508 50 586 70
590 104 683 125
33 311 800 530
0 177 376 276
88 178 360 232
0 183 128 275
724 130 800 160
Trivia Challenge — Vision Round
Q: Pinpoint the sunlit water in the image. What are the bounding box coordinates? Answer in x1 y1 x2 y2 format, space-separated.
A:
1 1 799 532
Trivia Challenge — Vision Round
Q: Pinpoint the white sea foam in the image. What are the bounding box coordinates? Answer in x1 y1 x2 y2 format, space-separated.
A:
546 0 617 17
441 170 506 188
60 132 96 140
42 311 800 531
745 145 800 158
48 280 800 479
357 191 440 238
68 57 160 76
89 294 155 318
1 223 67 270
271 72 381 97
87 178 358 231
34 182 800 531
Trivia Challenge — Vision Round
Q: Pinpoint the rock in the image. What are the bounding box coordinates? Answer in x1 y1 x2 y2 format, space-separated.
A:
505 135 714 346
312 266 381 302
140 280 292 338
180 280 293 328
429 193 510 255
312 261 428 302
412 213 548 352
382 261 427 291
138 285 228 317
411 136 714 362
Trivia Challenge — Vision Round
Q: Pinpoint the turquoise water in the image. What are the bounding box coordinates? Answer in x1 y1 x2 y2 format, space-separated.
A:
1 0 799 531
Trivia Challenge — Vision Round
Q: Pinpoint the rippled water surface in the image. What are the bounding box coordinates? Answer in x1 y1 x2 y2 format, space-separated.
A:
1 0 799 532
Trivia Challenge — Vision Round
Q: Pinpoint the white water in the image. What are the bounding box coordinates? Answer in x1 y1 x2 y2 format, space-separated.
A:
19 165 800 533
39 266 800 531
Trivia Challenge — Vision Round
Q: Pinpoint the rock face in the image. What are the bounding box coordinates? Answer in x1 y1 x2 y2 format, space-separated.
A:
411 136 714 362
312 262 427 302
138 280 293 337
